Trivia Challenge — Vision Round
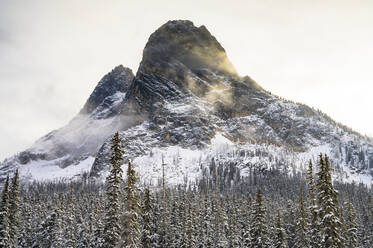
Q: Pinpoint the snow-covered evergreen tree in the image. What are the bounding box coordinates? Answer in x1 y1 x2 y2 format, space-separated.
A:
63 193 77 247
8 170 20 248
91 212 105 248
306 160 321 248
242 195 252 248
212 194 228 247
226 195 240 247
0 175 10 248
35 208 64 248
273 209 288 248
283 199 296 247
200 193 213 247
250 188 270 248
124 160 141 248
103 132 124 247
185 198 197 248
316 155 343 248
141 188 154 248
344 201 358 248
18 198 33 248
294 186 310 248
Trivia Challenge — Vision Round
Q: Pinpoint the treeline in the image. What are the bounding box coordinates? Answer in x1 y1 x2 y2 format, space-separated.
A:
0 132 372 247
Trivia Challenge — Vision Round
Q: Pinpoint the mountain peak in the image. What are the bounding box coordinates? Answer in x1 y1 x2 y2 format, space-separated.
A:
80 65 134 115
2 20 372 189
138 20 237 81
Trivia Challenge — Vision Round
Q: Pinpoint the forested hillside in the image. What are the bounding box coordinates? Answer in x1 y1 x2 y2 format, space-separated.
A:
0 133 372 247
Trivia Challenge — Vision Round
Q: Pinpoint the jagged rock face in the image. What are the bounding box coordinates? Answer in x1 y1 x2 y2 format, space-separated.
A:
138 20 237 93
80 65 134 117
140 20 237 75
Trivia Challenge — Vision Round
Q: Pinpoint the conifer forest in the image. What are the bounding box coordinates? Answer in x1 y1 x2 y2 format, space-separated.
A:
0 132 372 248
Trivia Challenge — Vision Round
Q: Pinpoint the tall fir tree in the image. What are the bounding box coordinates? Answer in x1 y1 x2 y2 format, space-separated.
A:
18 198 33 248
62 192 77 247
316 155 343 248
344 201 358 248
306 160 321 248
242 195 252 248
0 175 10 248
200 193 213 247
213 195 228 247
124 160 141 248
294 186 310 248
250 188 270 248
34 208 63 248
91 212 105 247
227 195 240 247
283 200 296 247
185 197 196 248
103 132 124 247
8 170 20 248
141 188 154 248
273 209 288 248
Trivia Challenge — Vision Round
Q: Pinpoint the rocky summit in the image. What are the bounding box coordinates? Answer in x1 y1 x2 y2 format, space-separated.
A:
1 20 372 185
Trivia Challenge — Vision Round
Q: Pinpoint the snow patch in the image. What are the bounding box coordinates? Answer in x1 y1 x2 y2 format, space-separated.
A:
19 156 94 182
128 132 235 186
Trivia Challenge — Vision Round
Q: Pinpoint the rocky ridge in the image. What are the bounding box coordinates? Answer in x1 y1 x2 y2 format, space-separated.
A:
1 20 372 185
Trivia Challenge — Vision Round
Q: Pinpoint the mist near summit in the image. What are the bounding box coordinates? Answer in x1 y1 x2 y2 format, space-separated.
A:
1 0 373 160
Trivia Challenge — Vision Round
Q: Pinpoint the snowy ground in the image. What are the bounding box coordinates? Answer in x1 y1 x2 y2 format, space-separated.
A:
129 132 234 186
16 132 372 187
19 156 94 182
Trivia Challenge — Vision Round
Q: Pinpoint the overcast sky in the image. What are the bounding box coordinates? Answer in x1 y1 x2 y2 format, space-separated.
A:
0 0 372 160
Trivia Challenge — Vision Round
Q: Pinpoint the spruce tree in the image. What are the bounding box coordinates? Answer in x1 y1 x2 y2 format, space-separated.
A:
91 212 105 247
316 155 343 248
307 160 320 248
103 132 124 247
76 210 90 248
283 200 296 247
185 198 196 248
63 193 77 247
18 199 33 248
8 170 20 248
169 197 182 247
124 160 141 248
273 209 288 248
294 186 310 248
179 192 188 248
227 195 240 247
141 188 153 248
35 208 63 248
213 194 228 247
200 193 213 247
242 195 252 248
344 201 358 248
250 188 269 248
0 175 10 248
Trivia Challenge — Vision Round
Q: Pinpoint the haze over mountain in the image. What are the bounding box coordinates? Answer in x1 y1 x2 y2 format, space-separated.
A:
1 20 372 185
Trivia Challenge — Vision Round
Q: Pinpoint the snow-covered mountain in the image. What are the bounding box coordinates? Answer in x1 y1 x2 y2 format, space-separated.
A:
1 20 372 185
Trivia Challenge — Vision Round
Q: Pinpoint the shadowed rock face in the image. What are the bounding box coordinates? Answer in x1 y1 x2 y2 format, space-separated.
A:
80 65 134 116
127 20 242 114
138 20 237 86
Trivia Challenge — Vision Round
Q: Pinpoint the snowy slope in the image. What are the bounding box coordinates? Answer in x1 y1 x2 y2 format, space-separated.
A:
19 156 95 182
